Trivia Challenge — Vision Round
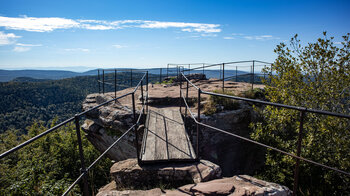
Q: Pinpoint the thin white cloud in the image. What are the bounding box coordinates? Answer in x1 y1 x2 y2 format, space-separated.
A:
13 46 30 52
112 44 126 49
201 33 217 37
16 43 42 47
224 33 279 41
223 36 235 40
0 16 221 35
64 48 90 52
138 21 221 34
81 24 114 30
0 31 21 45
231 33 243 35
244 35 278 40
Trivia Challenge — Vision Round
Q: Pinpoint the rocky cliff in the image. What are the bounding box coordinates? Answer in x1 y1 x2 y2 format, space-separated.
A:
81 79 266 172
81 79 290 195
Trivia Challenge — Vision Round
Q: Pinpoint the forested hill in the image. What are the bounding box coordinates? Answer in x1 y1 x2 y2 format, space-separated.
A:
0 69 98 82
0 72 151 134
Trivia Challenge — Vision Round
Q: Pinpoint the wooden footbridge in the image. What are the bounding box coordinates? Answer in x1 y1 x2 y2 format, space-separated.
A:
140 108 196 163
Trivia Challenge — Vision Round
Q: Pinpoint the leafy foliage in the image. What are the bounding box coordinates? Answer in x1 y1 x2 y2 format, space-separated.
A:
0 120 113 195
251 32 350 195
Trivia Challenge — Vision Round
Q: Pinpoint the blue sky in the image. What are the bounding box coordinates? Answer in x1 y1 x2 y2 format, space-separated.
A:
0 0 349 71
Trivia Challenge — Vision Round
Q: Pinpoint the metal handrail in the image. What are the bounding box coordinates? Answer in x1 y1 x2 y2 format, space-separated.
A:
179 71 350 196
180 91 350 176
62 73 148 195
0 72 149 196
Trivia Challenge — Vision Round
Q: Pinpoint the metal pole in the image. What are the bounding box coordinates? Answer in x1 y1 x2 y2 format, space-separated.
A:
114 69 117 99
196 88 201 160
98 69 100 94
177 66 179 80
146 71 149 113
185 80 189 126
160 68 162 83
131 92 140 163
236 66 238 82
102 70 105 94
167 64 169 78
189 64 190 75
222 63 225 92
179 75 182 113
202 63 204 75
130 69 133 87
252 60 255 89
141 81 145 115
185 80 189 118
74 115 89 196
292 110 305 196
270 64 272 84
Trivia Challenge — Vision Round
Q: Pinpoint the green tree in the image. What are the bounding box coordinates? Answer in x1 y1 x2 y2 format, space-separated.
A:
251 32 350 195
0 120 112 195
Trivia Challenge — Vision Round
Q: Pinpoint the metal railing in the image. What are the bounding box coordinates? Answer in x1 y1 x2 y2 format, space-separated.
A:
0 72 149 195
97 60 271 94
168 60 273 91
178 72 350 196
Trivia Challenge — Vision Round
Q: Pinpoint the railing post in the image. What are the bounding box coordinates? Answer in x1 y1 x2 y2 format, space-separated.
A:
131 92 140 163
293 110 306 196
146 71 149 113
167 64 169 78
114 69 117 99
102 70 105 94
179 74 182 113
270 64 272 84
235 66 238 82
177 66 179 80
202 63 204 75
185 80 189 119
130 69 133 87
252 60 255 90
160 68 162 83
98 69 100 94
74 115 89 196
196 88 201 160
141 81 145 115
222 63 225 92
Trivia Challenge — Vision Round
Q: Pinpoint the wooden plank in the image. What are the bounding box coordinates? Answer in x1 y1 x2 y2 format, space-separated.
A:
168 109 195 159
142 111 156 161
154 109 168 160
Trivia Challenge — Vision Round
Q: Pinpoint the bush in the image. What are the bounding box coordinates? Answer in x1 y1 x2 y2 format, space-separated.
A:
203 90 240 115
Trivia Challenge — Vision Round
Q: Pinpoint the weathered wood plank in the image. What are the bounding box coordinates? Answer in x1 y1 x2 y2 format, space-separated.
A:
154 109 168 160
141 108 196 162
142 111 156 161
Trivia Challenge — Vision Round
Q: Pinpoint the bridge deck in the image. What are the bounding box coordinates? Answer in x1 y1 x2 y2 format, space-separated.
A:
140 108 196 162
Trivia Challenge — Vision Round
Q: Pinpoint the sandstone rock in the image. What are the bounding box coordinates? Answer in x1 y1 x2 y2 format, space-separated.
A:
97 175 291 196
110 158 222 190
192 103 265 176
176 175 291 196
180 182 235 195
81 119 137 161
97 182 164 196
